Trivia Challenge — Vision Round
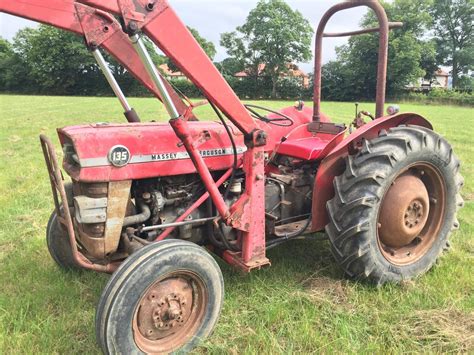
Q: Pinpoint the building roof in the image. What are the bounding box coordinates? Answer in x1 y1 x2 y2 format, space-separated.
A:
436 69 449 77
159 63 186 77
234 63 308 78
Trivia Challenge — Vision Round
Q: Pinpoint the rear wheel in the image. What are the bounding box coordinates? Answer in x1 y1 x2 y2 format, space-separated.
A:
96 240 224 354
326 126 464 285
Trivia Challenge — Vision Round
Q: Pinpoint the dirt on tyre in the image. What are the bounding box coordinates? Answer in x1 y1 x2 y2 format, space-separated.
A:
95 239 224 354
326 125 464 285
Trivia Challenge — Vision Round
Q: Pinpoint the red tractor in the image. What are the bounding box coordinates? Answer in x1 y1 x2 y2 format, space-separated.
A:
2 0 464 353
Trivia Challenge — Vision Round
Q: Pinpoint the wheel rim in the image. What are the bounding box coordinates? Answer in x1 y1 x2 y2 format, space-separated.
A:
377 163 446 266
132 271 208 354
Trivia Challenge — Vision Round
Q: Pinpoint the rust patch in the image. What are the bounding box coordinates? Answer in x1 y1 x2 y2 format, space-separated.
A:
133 272 208 353
103 180 132 255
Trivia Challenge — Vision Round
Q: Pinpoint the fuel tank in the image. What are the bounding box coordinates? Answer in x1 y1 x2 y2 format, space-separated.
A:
57 106 328 182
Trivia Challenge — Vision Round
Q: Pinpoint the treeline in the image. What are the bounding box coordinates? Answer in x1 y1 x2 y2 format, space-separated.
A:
0 0 473 104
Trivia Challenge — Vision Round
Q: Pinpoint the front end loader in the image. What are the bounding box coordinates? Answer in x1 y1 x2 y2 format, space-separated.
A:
2 0 464 353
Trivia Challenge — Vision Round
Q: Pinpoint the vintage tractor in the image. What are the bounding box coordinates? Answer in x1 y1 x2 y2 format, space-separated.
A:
2 0 464 353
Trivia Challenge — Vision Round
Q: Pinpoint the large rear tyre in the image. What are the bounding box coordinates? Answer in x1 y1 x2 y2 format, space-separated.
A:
96 240 224 354
326 126 464 285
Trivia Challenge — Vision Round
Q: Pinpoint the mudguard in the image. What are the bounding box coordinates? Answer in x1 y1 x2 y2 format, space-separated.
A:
311 112 433 232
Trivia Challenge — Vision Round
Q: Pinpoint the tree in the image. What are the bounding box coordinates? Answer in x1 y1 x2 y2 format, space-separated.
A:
12 26 104 95
216 57 244 76
431 0 474 88
6 25 158 96
167 27 216 73
221 0 313 98
0 37 37 93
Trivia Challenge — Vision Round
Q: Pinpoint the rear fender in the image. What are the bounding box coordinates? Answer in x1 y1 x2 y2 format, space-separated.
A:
310 112 433 232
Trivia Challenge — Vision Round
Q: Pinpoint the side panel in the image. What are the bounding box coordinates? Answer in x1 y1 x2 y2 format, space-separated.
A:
311 113 433 232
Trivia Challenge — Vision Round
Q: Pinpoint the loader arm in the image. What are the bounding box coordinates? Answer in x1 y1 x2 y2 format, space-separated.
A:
78 0 259 136
0 0 192 119
77 0 268 269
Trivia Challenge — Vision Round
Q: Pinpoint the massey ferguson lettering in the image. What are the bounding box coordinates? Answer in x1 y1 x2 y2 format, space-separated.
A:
151 152 179 161
200 149 226 157
148 147 246 162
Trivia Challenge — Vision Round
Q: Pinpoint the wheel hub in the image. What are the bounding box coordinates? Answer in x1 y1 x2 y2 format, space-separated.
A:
377 163 447 266
378 174 430 248
136 278 193 341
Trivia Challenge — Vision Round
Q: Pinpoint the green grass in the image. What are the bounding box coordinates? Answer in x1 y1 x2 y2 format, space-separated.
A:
0 95 472 353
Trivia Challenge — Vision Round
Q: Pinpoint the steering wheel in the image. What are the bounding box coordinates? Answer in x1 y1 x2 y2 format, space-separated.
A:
244 104 294 127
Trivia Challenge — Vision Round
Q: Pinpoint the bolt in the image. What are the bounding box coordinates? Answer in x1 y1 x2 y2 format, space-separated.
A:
142 192 151 200
103 26 109 33
256 174 264 181
128 21 138 34
420 170 425 176
146 2 155 11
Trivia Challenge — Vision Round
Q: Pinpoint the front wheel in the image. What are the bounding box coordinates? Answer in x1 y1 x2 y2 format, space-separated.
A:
96 240 224 354
326 125 464 285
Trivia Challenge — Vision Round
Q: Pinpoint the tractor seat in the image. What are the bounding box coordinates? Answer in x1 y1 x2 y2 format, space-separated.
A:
276 131 345 161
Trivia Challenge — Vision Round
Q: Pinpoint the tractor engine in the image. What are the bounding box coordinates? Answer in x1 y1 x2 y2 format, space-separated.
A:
132 174 211 243
70 158 316 262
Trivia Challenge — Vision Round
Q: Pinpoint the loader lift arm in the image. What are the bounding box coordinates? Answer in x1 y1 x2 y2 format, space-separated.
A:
2 0 269 269
77 0 269 269
0 0 193 121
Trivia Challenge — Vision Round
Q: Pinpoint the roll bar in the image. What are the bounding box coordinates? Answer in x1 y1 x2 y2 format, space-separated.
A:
313 0 402 120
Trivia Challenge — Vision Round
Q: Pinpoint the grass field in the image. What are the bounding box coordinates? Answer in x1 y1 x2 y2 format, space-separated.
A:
0 95 472 353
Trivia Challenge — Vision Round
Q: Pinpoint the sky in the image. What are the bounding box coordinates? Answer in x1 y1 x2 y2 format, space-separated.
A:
0 0 367 73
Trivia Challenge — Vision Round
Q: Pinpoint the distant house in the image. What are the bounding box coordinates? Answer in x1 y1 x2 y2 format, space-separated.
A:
407 69 450 91
431 69 450 88
158 63 187 80
234 63 310 88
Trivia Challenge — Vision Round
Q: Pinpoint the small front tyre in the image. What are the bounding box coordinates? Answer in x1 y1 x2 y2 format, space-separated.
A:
46 210 79 270
96 240 224 354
